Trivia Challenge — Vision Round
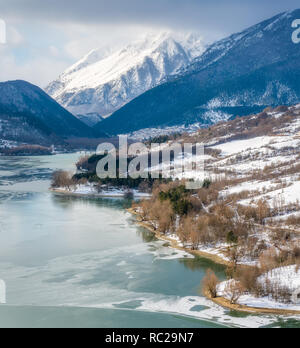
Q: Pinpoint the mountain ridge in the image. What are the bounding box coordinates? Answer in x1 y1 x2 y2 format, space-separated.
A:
46 32 205 125
96 10 300 135
0 80 105 146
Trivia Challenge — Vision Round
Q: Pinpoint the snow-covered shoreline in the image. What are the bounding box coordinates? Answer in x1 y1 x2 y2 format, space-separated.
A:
51 183 232 264
215 266 300 314
51 184 151 199
208 291 300 316
128 208 300 315
128 207 232 267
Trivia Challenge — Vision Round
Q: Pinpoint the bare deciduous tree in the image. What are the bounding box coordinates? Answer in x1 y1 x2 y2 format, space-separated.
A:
51 171 74 190
224 280 245 305
202 269 220 298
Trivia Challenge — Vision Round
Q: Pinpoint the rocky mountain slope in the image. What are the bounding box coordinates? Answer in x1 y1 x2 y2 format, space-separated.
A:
97 10 300 135
46 32 205 125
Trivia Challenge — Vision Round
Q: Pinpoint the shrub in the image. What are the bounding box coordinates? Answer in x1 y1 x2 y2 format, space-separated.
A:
173 199 193 216
202 179 212 189
224 280 245 304
236 266 261 294
124 190 134 199
202 269 219 298
76 155 90 170
227 246 243 271
147 199 174 234
159 184 192 216
227 231 238 245
256 199 271 224
95 183 103 194
177 215 199 247
261 279 291 304
51 170 74 189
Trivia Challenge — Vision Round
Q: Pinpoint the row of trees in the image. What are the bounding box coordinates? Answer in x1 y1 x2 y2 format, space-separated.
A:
51 169 171 193
138 180 254 246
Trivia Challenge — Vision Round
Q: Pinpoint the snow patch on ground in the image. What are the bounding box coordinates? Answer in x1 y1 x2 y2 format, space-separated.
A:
218 266 300 312
259 265 300 292
211 136 274 156
54 184 151 199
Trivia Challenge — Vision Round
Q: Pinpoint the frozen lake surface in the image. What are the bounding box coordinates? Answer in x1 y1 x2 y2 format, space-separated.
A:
0 154 298 328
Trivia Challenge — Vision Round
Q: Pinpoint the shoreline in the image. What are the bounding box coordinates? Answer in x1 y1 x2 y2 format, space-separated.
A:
205 291 300 316
49 189 300 317
50 188 125 199
128 208 300 317
50 188 150 199
127 207 231 267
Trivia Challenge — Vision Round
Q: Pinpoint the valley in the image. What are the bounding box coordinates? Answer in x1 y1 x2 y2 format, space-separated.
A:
1 3 300 329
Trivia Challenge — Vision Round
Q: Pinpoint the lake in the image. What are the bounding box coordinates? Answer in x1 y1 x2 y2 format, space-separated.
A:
0 154 296 328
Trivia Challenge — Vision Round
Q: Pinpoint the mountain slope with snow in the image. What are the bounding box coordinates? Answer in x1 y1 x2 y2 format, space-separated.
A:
46 32 205 125
0 80 102 146
97 10 300 135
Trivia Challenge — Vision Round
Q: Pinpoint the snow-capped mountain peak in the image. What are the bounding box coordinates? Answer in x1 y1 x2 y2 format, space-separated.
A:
46 32 205 125
96 9 300 136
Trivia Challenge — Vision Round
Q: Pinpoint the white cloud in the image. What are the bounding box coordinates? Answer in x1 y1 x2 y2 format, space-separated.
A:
0 45 69 87
60 22 164 60
8 26 24 45
0 1 299 87
0 20 170 87
49 45 60 57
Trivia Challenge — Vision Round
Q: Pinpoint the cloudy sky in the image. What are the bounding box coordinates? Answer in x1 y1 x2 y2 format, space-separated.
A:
0 0 299 87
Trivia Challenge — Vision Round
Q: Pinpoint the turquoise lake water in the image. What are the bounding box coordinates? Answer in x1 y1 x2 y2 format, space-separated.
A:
0 154 298 328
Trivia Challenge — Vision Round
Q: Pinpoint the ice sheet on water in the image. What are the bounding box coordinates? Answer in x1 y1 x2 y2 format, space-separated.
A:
0 246 291 328
136 296 276 328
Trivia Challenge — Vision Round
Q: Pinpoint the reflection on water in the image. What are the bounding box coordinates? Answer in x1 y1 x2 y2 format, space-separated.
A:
0 154 299 328
179 256 226 274
135 228 158 244
51 194 133 211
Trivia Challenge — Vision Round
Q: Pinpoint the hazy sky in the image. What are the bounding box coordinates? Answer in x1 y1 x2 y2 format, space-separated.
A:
0 0 299 87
